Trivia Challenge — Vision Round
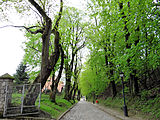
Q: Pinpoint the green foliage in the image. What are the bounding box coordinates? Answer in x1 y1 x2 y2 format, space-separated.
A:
40 94 73 119
13 62 30 85
79 52 108 96
129 94 160 120
23 30 42 81
89 0 159 72
98 93 160 120
11 93 74 119
99 97 123 109
81 0 160 98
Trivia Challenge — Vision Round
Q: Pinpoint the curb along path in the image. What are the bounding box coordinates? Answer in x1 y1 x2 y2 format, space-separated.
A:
59 101 119 120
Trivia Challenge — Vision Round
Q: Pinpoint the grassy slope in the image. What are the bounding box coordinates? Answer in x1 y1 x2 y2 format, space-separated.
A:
9 93 75 119
97 91 160 120
40 94 75 119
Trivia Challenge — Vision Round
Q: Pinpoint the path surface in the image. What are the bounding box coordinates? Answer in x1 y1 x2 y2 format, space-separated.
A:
60 101 119 120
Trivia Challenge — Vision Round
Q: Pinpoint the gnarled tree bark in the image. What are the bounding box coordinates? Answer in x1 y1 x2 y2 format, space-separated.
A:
23 0 63 105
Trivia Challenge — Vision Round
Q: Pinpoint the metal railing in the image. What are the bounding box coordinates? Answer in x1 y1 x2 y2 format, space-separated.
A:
3 83 41 117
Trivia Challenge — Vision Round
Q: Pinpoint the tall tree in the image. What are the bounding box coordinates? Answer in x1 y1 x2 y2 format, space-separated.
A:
80 0 160 99
14 62 30 85
59 7 87 101
23 0 63 105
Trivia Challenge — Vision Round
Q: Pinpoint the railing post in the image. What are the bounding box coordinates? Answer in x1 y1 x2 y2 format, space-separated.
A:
38 83 41 110
21 85 25 114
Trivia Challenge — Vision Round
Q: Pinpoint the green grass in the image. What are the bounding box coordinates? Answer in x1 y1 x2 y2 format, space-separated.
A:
97 94 160 120
11 93 76 119
99 97 123 108
128 94 160 120
11 93 22 105
39 94 73 119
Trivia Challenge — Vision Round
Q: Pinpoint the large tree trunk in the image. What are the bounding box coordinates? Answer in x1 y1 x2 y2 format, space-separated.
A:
64 78 71 100
23 17 53 105
23 47 60 105
23 0 63 105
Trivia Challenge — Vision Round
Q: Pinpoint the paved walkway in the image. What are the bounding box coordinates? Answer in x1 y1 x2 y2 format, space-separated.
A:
60 101 119 120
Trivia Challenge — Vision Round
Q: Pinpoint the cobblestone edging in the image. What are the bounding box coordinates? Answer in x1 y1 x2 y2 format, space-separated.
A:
57 102 78 120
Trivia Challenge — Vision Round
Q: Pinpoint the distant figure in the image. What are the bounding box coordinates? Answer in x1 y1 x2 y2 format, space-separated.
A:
81 96 86 101
83 96 85 101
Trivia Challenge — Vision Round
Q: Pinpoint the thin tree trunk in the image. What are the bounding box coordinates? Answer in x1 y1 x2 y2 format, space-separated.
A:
51 72 55 91
134 76 139 95
92 92 95 104
50 45 64 103
72 84 78 101
69 82 76 100
77 90 81 101
111 80 117 97
132 26 140 96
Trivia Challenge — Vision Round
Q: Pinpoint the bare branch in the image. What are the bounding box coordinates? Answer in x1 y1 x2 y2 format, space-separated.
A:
28 0 50 21
25 27 43 34
77 27 84 39
29 5 44 26
0 25 24 29
29 46 41 53
75 40 86 54
0 25 43 34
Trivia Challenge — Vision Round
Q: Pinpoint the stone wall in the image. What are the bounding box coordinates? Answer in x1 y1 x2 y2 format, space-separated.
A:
0 73 14 117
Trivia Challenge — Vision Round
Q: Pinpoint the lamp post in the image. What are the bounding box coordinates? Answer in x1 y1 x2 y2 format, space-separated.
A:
120 72 128 117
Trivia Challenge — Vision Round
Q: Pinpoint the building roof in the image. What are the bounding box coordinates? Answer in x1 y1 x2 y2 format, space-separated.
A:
0 73 14 79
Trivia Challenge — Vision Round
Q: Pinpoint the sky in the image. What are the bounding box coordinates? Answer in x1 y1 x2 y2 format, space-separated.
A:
0 0 87 76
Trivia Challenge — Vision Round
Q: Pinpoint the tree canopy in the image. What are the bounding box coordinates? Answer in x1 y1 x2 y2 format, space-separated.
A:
1 0 160 106
79 0 160 97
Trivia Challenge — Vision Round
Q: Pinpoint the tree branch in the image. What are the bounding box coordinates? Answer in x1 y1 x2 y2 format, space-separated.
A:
28 0 50 21
52 0 63 33
0 25 43 34
29 5 44 26
75 40 86 54
29 46 41 52
55 44 64 82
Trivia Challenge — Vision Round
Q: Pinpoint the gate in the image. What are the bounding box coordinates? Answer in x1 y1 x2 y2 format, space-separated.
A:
3 83 41 117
